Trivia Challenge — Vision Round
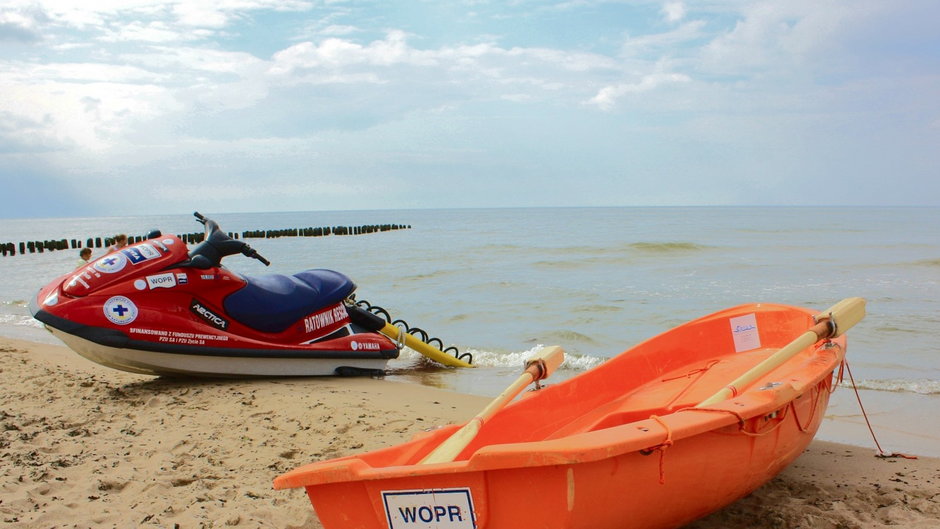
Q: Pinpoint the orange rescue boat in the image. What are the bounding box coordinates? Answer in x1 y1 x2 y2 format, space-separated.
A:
275 298 866 529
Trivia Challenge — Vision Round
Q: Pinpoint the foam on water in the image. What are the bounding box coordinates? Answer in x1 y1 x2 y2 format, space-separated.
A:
395 344 605 372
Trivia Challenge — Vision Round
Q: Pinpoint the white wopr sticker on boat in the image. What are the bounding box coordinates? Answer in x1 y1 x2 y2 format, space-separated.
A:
730 313 760 352
382 488 476 529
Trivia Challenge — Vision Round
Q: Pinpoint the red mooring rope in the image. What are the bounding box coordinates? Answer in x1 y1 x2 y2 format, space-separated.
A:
842 359 918 460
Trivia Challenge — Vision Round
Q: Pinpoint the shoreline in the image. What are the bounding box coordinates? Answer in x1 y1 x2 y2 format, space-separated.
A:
2 337 939 528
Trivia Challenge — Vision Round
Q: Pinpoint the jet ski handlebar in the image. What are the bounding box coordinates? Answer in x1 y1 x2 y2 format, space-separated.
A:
241 245 271 266
189 211 270 268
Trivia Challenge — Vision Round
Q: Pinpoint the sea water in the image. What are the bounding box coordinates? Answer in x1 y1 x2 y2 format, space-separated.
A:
2 207 938 455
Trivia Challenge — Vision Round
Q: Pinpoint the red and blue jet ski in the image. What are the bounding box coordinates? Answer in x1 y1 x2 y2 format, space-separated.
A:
29 212 464 377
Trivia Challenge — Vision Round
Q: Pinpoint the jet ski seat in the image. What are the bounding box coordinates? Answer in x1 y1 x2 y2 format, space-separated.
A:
224 269 356 334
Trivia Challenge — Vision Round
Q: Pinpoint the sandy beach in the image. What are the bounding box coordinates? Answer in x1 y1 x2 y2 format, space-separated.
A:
2 337 938 529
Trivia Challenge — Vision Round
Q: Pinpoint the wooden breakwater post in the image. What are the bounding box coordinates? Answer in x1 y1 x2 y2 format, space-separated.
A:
2 223 411 258
3 239 72 255
240 223 411 239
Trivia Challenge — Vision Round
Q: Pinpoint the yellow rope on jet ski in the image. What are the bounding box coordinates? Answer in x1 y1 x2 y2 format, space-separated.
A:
378 322 474 368
348 299 474 368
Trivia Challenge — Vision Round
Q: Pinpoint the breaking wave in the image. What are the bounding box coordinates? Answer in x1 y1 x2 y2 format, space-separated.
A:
397 344 605 372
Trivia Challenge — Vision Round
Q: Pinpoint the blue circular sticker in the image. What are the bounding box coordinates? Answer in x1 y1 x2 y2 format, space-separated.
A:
103 296 138 325
94 253 127 274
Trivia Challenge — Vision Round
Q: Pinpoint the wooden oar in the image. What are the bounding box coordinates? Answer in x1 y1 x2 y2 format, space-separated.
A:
696 297 866 407
420 345 565 465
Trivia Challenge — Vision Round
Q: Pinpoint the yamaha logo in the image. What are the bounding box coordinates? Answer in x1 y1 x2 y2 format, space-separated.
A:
351 340 380 351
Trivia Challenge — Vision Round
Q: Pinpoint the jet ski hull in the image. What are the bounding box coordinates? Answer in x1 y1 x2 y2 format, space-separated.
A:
45 326 392 377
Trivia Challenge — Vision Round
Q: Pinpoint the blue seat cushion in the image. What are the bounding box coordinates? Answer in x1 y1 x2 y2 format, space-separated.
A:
224 269 356 334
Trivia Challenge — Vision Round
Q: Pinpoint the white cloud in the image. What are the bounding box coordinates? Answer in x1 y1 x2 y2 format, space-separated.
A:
621 20 706 58
270 30 439 74
320 24 357 36
587 72 691 111
0 8 45 42
266 29 619 104
129 46 265 75
697 1 887 77
2 1 313 40
9 61 159 83
99 20 200 43
171 3 232 29
662 2 685 23
1 75 177 151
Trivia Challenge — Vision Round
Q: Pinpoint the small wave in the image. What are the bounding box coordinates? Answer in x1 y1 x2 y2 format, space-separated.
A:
872 325 920 334
532 259 589 270
572 304 622 314
472 243 527 254
629 242 709 253
534 255 642 268
840 378 940 395
18 318 43 328
469 345 605 371
0 314 42 328
397 269 460 282
539 329 601 345
912 258 940 267
539 245 604 256
561 353 606 372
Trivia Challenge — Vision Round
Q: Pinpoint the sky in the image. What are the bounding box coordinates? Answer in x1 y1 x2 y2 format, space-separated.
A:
1 0 938 218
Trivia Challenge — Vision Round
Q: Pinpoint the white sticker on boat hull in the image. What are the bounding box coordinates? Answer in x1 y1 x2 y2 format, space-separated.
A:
382 488 476 529
730 313 760 352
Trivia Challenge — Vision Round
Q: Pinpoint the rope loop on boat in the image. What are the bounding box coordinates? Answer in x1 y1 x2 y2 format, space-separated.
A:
679 406 747 427
662 360 721 409
790 384 823 433
646 415 674 485
826 341 846 391
661 360 720 382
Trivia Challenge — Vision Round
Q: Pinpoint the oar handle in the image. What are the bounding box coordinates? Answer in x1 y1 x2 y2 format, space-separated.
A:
419 346 565 464
525 344 566 382
815 297 867 338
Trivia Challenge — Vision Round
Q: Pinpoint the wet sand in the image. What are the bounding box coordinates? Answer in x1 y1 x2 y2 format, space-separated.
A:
2 337 938 528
